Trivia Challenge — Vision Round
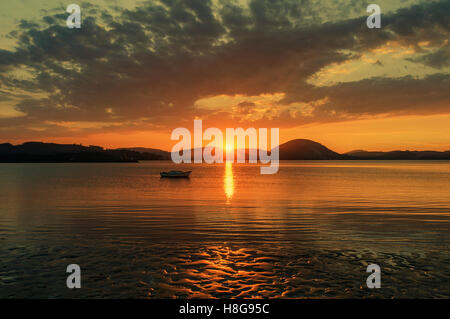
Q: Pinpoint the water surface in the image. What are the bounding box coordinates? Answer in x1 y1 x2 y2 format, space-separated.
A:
0 161 449 298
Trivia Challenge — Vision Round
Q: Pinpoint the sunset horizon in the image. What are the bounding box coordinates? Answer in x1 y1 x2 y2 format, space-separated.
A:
1 1 449 154
2 131 450 154
1 0 449 305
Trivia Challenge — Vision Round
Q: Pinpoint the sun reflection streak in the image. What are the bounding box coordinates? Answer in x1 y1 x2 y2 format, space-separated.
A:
224 161 234 202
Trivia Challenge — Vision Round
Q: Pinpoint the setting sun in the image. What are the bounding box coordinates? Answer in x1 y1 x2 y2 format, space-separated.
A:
225 143 234 153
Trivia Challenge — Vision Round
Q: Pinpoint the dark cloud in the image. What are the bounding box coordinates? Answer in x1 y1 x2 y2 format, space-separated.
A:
235 101 256 115
309 73 450 116
0 0 449 138
238 101 256 107
413 45 450 69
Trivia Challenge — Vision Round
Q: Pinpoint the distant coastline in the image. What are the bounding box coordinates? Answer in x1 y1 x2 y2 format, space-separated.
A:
1 140 449 163
0 142 162 163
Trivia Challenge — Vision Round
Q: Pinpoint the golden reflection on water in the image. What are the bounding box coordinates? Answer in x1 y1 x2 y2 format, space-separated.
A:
224 161 234 202
154 245 277 298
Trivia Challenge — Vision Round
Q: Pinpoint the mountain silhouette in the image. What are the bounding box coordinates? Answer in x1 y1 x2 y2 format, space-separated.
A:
346 150 450 160
166 140 343 161
0 142 164 162
0 142 103 155
277 139 343 160
1 140 449 162
116 147 171 159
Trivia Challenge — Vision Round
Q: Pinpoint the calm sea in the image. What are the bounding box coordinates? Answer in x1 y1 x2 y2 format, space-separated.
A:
0 161 449 298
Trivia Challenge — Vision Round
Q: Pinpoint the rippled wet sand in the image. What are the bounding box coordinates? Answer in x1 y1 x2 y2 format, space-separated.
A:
2 240 449 298
1 161 449 298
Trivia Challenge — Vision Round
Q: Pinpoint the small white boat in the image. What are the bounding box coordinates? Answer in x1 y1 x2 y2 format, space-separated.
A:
160 170 191 178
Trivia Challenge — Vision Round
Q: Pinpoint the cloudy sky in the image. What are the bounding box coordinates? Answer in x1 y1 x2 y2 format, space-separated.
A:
0 0 449 152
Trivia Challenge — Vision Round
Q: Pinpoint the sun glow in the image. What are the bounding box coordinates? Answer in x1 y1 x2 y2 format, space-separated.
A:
224 143 235 162
225 143 234 153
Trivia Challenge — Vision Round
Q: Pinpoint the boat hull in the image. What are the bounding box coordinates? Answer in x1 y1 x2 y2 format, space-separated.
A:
160 171 191 178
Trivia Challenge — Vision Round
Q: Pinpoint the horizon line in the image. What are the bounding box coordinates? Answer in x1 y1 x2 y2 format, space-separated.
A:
2 139 449 154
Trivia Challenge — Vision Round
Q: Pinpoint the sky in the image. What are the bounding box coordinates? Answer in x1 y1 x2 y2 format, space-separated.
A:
0 0 449 152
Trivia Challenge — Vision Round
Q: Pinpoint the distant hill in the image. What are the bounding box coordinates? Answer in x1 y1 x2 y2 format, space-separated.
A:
0 142 165 162
346 150 450 160
0 142 103 155
116 147 171 160
175 140 344 161
277 139 343 160
170 139 343 161
1 141 449 162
